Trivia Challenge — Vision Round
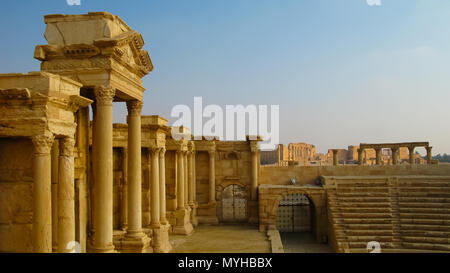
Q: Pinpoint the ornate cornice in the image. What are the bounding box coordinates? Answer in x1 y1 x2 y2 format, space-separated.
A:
94 86 115 106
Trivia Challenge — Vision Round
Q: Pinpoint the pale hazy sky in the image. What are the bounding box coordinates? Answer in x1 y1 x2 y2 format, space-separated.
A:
0 0 449 154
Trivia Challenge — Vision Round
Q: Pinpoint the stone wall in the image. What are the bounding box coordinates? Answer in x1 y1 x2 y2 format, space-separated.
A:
0 138 34 252
259 164 450 186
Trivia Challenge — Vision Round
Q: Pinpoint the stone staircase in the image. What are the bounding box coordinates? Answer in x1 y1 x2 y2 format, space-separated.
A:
325 176 450 253
397 178 450 252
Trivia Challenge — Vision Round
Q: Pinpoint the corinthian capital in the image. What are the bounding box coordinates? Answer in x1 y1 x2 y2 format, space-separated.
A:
32 133 55 155
126 100 143 116
60 137 75 157
159 148 166 159
94 86 115 106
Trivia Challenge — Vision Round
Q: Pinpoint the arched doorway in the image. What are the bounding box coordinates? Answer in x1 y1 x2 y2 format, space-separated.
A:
222 184 247 222
276 193 311 232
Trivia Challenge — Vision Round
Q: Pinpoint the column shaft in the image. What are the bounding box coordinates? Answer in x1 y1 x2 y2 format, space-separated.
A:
332 150 338 166
126 101 144 236
358 149 363 165
392 148 399 165
32 134 54 253
151 149 161 227
91 86 115 252
184 152 189 207
208 151 216 203
120 147 128 230
58 137 76 253
159 149 167 224
50 140 59 252
409 147 415 165
251 150 258 201
375 149 382 165
427 147 433 164
188 152 194 205
177 151 185 209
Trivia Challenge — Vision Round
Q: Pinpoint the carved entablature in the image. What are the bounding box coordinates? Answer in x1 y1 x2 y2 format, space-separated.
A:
34 12 153 101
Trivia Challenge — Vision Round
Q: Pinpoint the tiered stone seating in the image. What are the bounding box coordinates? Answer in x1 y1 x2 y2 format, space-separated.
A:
325 176 450 253
327 179 395 252
397 178 450 251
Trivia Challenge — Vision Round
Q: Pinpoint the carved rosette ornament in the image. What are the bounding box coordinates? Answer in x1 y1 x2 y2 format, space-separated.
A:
126 100 143 116
32 134 55 155
60 137 75 157
94 86 115 106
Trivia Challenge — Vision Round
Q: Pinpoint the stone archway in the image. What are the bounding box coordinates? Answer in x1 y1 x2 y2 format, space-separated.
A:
276 193 312 233
221 184 247 222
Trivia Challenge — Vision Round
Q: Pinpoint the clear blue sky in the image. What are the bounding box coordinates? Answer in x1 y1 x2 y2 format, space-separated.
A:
1 0 449 154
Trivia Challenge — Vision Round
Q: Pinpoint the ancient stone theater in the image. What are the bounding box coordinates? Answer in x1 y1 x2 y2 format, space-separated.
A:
0 12 449 253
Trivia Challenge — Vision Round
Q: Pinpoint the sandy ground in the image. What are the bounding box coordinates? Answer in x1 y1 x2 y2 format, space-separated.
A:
280 232 332 253
170 224 271 253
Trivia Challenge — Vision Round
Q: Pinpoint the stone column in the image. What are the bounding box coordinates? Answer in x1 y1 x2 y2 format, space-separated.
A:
90 86 115 253
151 148 161 228
188 151 194 205
193 152 197 202
332 150 338 166
391 147 399 165
31 133 54 253
358 148 364 165
120 147 128 231
426 147 433 164
208 150 216 204
375 148 382 165
58 137 76 253
50 140 59 252
184 152 189 208
408 147 415 165
251 147 258 201
124 100 148 245
159 149 167 224
177 150 185 210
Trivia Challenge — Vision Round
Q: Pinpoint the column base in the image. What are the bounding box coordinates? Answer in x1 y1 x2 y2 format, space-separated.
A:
87 240 116 253
170 208 193 235
114 230 151 253
190 202 199 227
152 223 172 253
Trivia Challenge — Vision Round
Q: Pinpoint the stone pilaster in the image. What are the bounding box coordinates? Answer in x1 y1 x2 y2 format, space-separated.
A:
88 86 115 253
58 137 76 253
31 133 54 253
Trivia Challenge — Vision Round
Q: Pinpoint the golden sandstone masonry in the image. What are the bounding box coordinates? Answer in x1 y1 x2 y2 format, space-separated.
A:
0 12 449 254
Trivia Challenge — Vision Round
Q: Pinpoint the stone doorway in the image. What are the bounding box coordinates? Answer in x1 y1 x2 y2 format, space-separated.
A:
222 184 247 222
276 193 311 232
